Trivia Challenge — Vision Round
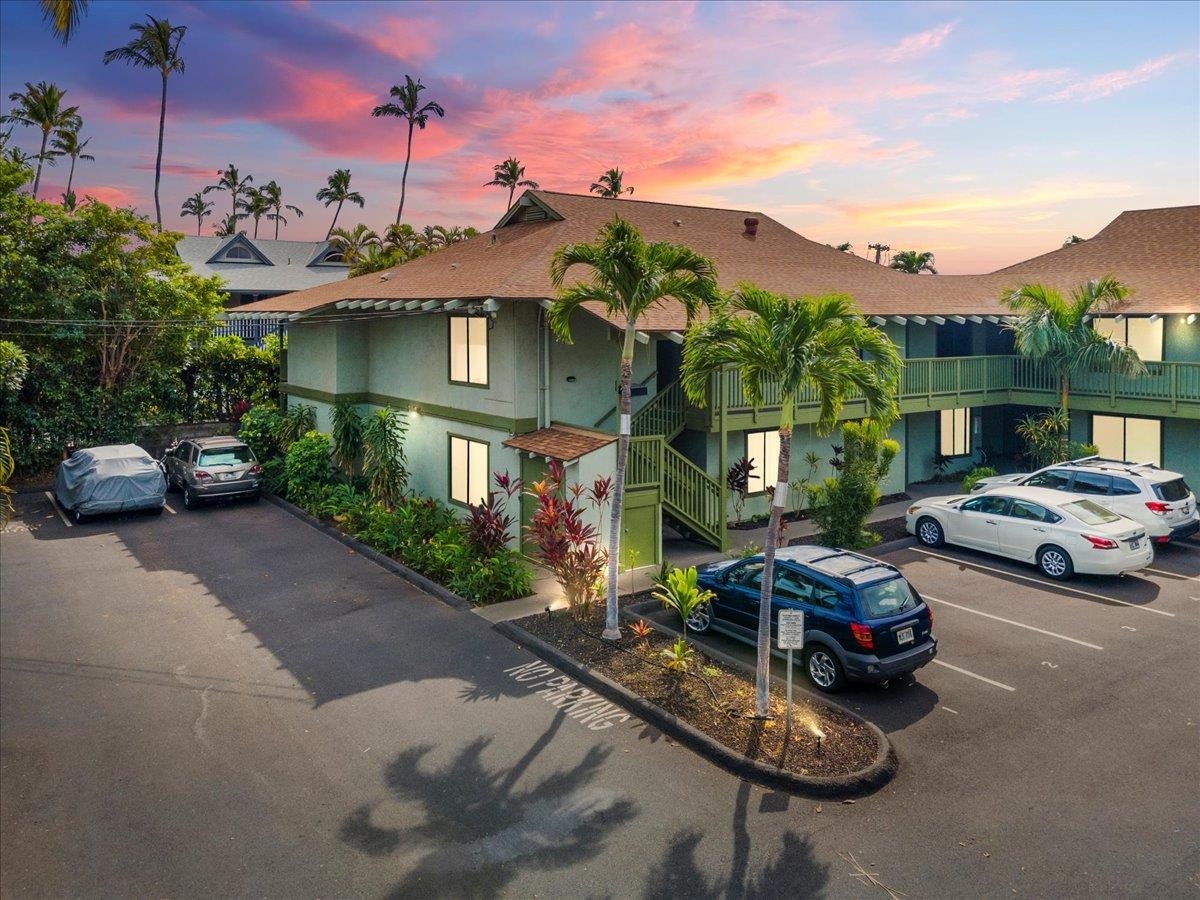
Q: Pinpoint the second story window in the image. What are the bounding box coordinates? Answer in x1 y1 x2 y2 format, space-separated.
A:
746 430 780 494
449 316 488 386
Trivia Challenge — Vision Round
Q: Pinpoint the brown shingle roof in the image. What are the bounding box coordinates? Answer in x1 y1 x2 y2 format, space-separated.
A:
236 193 1198 320
503 425 615 462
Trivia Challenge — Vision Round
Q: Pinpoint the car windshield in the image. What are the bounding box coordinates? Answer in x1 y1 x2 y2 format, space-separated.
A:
1154 479 1191 502
858 577 920 619
198 446 255 466
1062 499 1121 525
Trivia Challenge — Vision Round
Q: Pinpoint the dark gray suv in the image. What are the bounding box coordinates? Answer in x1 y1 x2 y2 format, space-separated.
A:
163 437 262 509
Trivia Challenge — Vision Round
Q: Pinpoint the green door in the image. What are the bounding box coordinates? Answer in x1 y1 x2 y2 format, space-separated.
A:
620 486 661 572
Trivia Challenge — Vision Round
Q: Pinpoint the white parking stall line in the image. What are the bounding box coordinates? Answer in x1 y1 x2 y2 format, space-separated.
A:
1143 566 1198 582
910 548 1176 618
164 503 177 515
922 595 1104 650
43 492 72 527
931 660 1016 692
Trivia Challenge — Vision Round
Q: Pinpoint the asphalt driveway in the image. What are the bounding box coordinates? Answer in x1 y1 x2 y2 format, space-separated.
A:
2 492 1198 897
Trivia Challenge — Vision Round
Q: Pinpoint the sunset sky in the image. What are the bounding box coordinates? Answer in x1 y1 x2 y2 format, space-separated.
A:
1 0 1196 273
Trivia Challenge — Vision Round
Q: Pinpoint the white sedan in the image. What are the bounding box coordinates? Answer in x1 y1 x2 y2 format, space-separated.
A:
905 485 1152 580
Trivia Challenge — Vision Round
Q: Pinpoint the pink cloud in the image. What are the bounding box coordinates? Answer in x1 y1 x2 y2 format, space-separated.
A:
1042 53 1183 102
355 15 442 65
885 22 956 62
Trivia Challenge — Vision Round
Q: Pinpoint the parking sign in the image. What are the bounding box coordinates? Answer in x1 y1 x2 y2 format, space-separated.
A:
777 609 805 649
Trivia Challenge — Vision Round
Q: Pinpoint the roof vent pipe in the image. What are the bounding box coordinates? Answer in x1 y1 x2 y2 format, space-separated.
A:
743 217 759 237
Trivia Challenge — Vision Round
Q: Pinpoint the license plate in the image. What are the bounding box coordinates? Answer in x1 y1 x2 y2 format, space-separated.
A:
219 472 238 481
1128 538 1140 550
896 627 914 645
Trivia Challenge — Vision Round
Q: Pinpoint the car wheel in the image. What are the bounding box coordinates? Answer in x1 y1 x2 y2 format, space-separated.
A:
685 602 711 634
1038 545 1074 580
72 507 87 525
182 487 197 510
148 505 164 517
916 516 945 547
806 645 846 692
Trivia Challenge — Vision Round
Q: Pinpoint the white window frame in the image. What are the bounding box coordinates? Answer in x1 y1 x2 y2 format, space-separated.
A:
1092 316 1162 362
745 430 781 495
449 316 488 386
449 435 490 506
939 407 972 457
1091 415 1162 467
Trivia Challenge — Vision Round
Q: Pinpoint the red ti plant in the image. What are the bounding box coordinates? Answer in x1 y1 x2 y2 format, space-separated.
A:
466 472 521 556
524 460 609 616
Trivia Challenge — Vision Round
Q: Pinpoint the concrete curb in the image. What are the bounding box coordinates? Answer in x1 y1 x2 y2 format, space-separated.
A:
494 619 897 799
263 493 474 611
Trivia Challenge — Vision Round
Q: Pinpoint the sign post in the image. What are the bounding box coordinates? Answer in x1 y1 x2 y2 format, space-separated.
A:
776 609 805 733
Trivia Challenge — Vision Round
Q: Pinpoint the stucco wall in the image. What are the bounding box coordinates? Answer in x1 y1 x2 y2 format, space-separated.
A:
548 314 657 429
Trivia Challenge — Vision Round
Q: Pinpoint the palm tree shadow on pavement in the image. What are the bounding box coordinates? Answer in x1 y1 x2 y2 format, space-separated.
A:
338 729 637 899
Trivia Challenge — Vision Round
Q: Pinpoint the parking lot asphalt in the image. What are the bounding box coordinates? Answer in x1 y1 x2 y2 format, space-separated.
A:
3 491 1198 897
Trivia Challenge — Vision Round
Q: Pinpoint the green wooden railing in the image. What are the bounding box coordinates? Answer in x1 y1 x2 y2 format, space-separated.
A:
626 435 663 490
627 434 724 549
1013 358 1200 411
632 379 686 439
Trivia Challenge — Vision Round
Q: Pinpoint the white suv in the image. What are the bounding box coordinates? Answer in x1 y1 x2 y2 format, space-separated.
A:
971 457 1198 544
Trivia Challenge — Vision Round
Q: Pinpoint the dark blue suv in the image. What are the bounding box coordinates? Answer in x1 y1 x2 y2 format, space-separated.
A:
694 545 937 692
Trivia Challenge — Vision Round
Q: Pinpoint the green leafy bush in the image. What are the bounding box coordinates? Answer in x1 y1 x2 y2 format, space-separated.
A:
317 484 374 532
961 466 997 493
260 456 287 498
238 403 283 460
805 419 900 550
331 401 363 477
361 407 409 508
284 430 336 510
275 404 317 452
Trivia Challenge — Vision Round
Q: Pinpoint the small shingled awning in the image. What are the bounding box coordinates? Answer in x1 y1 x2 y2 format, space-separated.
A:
503 425 616 462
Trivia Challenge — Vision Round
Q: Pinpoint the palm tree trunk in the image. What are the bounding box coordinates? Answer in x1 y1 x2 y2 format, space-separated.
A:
603 324 637 640
397 119 414 225
274 214 280 240
196 217 201 236
327 199 344 239
154 73 167 228
253 216 260 239
1060 375 1069 414
507 184 515 211
754 415 792 717
65 154 77 198
32 128 49 200
1059 375 1070 459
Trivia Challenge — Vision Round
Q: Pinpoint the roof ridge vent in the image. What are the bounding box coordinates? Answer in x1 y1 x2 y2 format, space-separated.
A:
743 217 759 237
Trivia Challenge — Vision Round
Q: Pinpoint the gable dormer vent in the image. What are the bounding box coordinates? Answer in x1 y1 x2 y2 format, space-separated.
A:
224 245 254 260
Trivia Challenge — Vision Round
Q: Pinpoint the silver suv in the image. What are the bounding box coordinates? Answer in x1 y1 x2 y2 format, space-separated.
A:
163 437 262 510
972 456 1197 544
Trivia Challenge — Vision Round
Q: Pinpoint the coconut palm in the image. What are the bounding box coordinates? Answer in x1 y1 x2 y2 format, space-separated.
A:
889 250 937 274
681 287 901 716
213 213 240 238
103 15 187 229
485 157 539 212
381 222 421 257
835 242 853 253
1063 235 1086 247
204 164 252 224
371 75 444 225
49 127 93 201
239 186 271 239
180 191 212 235
315 168 364 239
549 218 720 640
259 180 303 239
0 128 33 167
40 0 89 44
3 81 80 200
1004 276 1145 414
329 223 381 264
590 168 633 198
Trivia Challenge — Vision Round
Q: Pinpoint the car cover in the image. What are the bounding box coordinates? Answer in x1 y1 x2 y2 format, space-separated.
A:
53 444 167 514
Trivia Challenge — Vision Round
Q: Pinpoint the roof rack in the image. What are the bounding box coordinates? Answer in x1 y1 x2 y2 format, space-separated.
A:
1062 455 1161 476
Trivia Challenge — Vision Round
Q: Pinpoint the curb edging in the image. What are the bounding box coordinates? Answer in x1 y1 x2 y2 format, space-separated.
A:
494 619 897 798
263 493 474 611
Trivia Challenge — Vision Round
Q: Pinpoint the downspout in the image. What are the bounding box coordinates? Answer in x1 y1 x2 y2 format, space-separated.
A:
718 365 728 551
538 307 551 429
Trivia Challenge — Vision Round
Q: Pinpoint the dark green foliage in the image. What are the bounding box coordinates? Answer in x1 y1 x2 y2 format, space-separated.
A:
317 483 373 532
331 400 363 477
284 430 335 508
805 420 900 550
183 335 279 421
260 456 287 497
726 456 754 523
361 407 408 508
237 403 283 460
1016 409 1098 469
961 466 998 493
274 404 316 452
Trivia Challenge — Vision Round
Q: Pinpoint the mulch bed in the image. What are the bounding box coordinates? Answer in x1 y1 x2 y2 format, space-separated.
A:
787 515 911 548
728 491 911 531
516 605 880 778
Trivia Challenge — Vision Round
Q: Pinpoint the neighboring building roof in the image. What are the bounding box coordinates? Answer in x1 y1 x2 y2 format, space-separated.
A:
503 425 616 462
233 193 1198 322
176 234 349 294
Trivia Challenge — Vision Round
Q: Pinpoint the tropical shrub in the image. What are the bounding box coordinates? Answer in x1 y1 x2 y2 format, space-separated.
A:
466 477 518 556
275 404 317 452
260 456 287 498
961 466 998 494
805 419 900 550
726 456 754 523
1016 409 1098 469
0 428 15 526
185 335 279 421
317 483 373 532
331 400 363 478
238 403 283 460
660 638 694 674
284 430 336 509
652 567 715 646
523 461 609 615
361 407 408 508
0 341 29 396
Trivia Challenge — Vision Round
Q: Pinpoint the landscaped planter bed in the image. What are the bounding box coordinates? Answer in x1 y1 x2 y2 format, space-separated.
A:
514 605 882 782
787 514 910 547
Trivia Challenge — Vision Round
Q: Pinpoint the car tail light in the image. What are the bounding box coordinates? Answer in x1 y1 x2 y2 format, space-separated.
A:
926 604 933 630
850 622 874 650
194 470 212 480
248 464 263 475
1083 534 1118 550
1155 536 1169 544
1145 501 1169 515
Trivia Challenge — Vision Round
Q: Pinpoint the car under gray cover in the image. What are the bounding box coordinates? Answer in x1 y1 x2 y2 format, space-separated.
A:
53 444 166 518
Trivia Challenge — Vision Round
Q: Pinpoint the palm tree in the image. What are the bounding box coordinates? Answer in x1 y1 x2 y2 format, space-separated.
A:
889 250 937 274
381 222 421 258
259 180 303 239
590 168 633 198
681 288 901 716
213 213 240 238
0 128 33 167
204 164 252 224
180 191 212 235
329 223 381 264
549 218 720 640
40 0 89 44
1004 276 1145 414
371 75 444 225
485 157 539 212
1063 235 1086 247
103 16 187 229
315 168 364 239
3 81 80 200
834 242 853 253
49 127 93 201
239 186 272 239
